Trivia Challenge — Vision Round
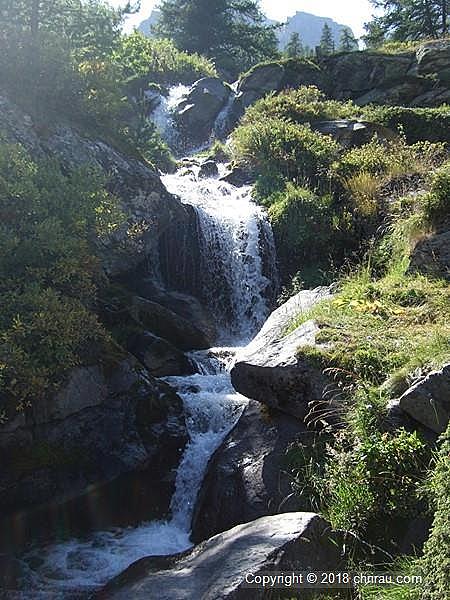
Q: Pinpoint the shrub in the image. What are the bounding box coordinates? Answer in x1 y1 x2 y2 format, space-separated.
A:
362 105 450 144
421 160 450 225
421 424 450 600
0 144 121 416
116 32 217 91
240 86 358 127
232 118 340 193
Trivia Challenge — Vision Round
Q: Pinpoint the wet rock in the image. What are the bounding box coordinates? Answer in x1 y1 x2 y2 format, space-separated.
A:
128 331 195 377
176 78 231 142
130 296 212 350
409 230 450 281
97 513 344 600
191 400 312 543
0 356 188 551
219 165 254 187
231 288 333 422
198 159 219 178
398 364 450 434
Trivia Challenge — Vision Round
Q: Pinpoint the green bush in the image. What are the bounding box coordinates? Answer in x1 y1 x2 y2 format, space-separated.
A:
117 32 217 91
0 144 121 417
232 118 339 193
361 105 450 144
421 424 450 600
421 160 450 225
240 86 357 127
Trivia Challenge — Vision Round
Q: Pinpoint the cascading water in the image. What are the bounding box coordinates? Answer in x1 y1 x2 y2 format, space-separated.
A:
150 84 191 149
16 108 278 598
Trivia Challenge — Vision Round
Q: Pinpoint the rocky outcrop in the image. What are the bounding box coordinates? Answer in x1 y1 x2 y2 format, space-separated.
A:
397 364 450 434
231 288 334 422
191 400 313 543
409 230 450 281
198 159 219 178
97 513 345 599
127 332 195 377
130 296 212 350
0 356 188 551
416 40 450 82
176 77 232 143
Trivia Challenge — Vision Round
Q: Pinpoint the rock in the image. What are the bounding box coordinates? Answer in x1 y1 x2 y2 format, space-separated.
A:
312 120 397 147
0 555 25 590
417 40 450 82
130 296 212 350
231 287 333 422
0 356 188 551
198 159 219 178
176 78 231 142
238 63 285 98
191 400 312 543
398 364 450 434
409 230 450 281
97 513 344 600
219 165 254 187
128 331 195 377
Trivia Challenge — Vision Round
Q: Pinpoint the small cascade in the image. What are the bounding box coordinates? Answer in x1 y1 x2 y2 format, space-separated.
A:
150 84 190 148
162 167 277 343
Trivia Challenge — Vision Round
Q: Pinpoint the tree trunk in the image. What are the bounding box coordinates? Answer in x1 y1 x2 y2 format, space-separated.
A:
30 0 41 117
423 0 439 38
442 0 448 35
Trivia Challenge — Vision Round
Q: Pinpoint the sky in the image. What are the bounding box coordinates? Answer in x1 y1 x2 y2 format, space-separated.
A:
108 1 375 39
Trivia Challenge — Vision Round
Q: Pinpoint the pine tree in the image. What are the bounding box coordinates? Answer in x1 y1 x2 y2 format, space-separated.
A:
155 0 279 79
285 32 303 58
364 1 450 44
320 23 335 55
339 27 358 52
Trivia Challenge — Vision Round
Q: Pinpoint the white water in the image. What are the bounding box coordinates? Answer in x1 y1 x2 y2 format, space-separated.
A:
16 167 276 596
150 84 191 148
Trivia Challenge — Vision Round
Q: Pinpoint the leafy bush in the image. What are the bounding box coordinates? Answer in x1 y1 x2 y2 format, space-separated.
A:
232 118 340 193
0 144 121 417
421 160 450 225
116 32 217 91
421 424 450 600
361 105 450 144
267 184 350 278
240 86 357 127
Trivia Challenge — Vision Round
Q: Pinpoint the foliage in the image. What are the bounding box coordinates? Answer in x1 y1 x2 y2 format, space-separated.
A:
339 27 358 52
116 31 217 90
231 117 340 194
421 160 450 224
285 32 303 58
420 424 450 600
0 144 121 415
320 23 335 55
239 86 358 127
154 0 279 79
364 1 450 45
361 104 450 144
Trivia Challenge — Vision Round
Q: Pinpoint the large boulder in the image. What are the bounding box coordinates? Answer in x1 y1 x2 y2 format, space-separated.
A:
409 230 450 281
97 513 344 599
231 288 333 421
191 400 312 543
130 296 212 350
417 40 450 83
398 364 450 434
0 356 188 551
176 78 231 142
127 331 195 377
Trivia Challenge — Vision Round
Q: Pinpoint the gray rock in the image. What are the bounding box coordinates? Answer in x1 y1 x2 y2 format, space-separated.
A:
198 159 219 178
231 287 334 422
128 331 195 377
0 356 188 551
312 120 397 147
219 165 254 187
238 63 285 96
130 296 212 350
97 513 344 600
191 400 312 543
176 78 231 142
417 40 450 82
398 364 450 434
409 230 450 281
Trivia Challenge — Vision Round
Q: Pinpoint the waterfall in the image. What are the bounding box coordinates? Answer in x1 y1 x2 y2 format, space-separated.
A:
150 84 191 148
17 143 278 598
